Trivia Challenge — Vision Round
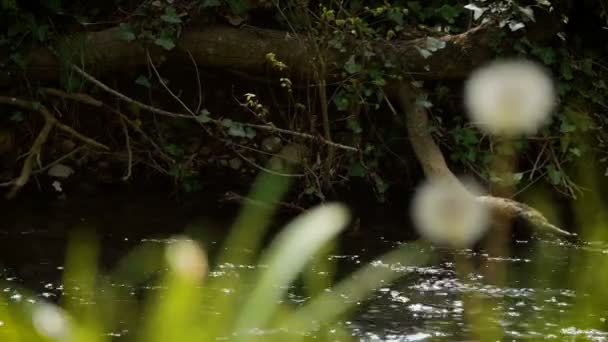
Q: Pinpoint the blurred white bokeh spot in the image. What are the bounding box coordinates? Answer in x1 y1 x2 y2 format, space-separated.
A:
32 303 69 340
411 177 490 249
464 59 556 136
165 237 208 281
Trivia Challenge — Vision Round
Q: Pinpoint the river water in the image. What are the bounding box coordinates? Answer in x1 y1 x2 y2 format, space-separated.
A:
1 190 607 341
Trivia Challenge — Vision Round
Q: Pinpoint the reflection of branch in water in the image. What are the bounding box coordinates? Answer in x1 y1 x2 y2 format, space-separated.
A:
221 191 306 213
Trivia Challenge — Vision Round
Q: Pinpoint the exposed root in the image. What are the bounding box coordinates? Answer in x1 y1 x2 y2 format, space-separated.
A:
393 82 573 238
0 96 109 198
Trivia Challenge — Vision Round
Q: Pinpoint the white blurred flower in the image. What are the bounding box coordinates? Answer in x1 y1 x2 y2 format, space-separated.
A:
464 59 556 136
165 237 208 281
411 177 490 249
32 303 69 340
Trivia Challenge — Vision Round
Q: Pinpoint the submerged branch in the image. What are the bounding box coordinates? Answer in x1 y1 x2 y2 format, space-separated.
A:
392 83 573 238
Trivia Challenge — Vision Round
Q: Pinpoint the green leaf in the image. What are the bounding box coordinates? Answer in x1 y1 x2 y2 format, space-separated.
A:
560 63 573 80
1 0 17 10
118 23 136 42
387 9 404 25
437 4 461 24
161 6 182 24
154 36 176 50
334 96 349 111
234 203 350 333
569 147 581 157
164 144 184 157
546 165 562 185
135 75 151 88
344 55 362 74
9 111 23 122
532 46 556 65
347 118 362 134
222 118 233 127
227 0 249 14
227 123 247 137
560 121 576 133
196 109 212 123
349 162 366 177
245 127 256 139
513 172 524 183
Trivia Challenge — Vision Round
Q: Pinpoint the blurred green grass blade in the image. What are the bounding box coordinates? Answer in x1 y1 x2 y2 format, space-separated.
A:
61 229 106 342
138 239 207 342
233 203 351 338
98 242 165 336
302 240 338 298
279 241 433 335
201 170 292 339
219 170 293 266
0 293 25 342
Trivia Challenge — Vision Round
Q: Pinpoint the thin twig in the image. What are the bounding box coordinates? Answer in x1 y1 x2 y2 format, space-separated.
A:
185 49 204 114
39 88 104 107
0 96 108 198
54 121 109 150
119 116 133 181
70 64 192 119
146 50 196 116
233 148 305 177
70 64 359 151
115 110 175 164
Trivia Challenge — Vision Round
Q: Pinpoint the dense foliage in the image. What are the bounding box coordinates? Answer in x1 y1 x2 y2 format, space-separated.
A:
0 0 607 204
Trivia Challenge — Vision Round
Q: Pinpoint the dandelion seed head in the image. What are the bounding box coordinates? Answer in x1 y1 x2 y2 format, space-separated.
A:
464 59 556 136
411 178 490 249
165 237 208 281
32 304 69 340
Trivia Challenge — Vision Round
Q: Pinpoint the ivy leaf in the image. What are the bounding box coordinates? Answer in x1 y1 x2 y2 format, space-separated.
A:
164 144 184 157
437 5 461 24
9 111 23 122
513 172 524 183
344 55 362 74
118 23 136 42
569 147 581 157
464 3 486 20
196 109 212 123
424 37 446 52
222 118 234 127
532 46 556 65
333 96 349 111
228 124 247 137
546 165 562 185
161 6 182 24
387 9 404 25
560 63 573 80
560 121 576 133
227 0 249 14
135 75 151 88
245 127 256 139
349 162 366 177
509 21 525 31
155 35 175 50
347 118 362 134
417 48 432 59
